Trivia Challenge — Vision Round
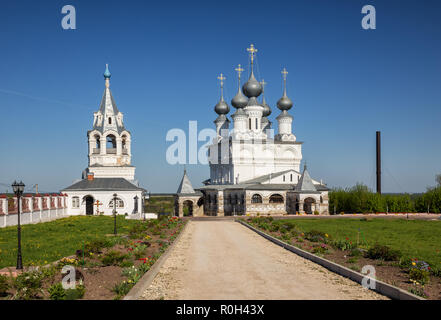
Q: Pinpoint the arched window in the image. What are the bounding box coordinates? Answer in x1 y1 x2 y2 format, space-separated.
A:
249 118 252 130
72 197 80 208
108 117 112 124
255 118 258 130
320 196 323 204
290 174 293 182
251 194 262 204
269 194 284 203
283 175 286 182
95 135 101 149
106 135 117 153
109 198 124 208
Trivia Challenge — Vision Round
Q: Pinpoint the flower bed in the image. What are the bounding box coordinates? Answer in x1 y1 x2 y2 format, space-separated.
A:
0 216 186 300
243 216 441 300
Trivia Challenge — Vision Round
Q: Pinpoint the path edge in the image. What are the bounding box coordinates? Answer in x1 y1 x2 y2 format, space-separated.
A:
236 219 424 301
123 220 190 300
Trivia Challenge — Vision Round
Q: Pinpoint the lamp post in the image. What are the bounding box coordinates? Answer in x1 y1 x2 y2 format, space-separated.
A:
12 181 25 270
113 193 118 235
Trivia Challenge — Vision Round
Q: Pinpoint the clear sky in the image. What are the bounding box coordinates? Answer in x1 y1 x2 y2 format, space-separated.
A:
0 0 440 194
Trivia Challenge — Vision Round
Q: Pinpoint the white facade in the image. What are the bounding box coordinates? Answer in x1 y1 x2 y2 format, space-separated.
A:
200 45 329 216
63 65 146 216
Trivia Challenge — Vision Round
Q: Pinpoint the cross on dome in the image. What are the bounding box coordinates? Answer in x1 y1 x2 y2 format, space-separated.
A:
235 64 244 80
247 44 258 63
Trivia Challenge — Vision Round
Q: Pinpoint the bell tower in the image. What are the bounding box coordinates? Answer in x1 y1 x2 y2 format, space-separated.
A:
85 65 136 181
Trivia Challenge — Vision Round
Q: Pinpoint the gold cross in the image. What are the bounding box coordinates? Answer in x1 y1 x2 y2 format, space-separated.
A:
235 64 244 79
260 79 267 90
281 68 288 81
247 44 258 63
217 73 226 87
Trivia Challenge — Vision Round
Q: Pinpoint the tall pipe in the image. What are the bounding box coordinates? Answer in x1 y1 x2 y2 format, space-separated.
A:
376 131 381 194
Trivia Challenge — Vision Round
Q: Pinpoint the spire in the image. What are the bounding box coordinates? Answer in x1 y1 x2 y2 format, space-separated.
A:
231 64 248 109
242 44 262 98
214 73 230 115
277 67 293 111
295 163 317 192
93 65 126 134
176 169 196 194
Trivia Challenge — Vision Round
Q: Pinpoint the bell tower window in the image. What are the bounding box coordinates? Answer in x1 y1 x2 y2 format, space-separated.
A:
108 117 112 124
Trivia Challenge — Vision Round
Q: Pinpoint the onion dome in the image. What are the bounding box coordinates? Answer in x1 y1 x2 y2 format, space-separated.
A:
231 64 248 109
260 79 271 117
232 90 248 109
103 64 111 79
214 73 230 115
242 44 262 98
214 97 230 115
242 70 262 98
277 68 293 111
262 99 271 117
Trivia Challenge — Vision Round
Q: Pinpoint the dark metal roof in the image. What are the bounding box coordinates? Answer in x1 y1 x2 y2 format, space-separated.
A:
62 178 145 192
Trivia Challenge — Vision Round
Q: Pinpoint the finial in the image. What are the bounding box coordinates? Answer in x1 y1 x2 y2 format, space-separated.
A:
235 64 244 83
104 64 111 88
217 73 226 100
247 44 258 64
281 67 288 94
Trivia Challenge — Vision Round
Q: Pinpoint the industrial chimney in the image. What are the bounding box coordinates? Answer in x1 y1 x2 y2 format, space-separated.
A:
376 131 381 194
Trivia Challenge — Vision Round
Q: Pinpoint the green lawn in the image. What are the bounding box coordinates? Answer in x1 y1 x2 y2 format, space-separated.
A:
0 216 139 269
272 218 441 270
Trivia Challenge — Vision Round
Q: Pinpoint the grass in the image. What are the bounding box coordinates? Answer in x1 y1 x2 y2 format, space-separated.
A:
0 215 139 269
272 218 441 270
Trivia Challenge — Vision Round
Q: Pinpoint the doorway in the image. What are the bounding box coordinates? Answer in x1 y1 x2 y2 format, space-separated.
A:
85 196 94 215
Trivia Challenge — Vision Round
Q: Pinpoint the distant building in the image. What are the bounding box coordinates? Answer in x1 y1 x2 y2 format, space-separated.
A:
175 45 329 216
62 65 146 215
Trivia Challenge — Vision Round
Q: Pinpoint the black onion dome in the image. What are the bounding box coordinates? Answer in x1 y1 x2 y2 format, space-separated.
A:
262 101 272 117
242 71 262 98
231 89 248 109
214 97 230 115
277 94 293 111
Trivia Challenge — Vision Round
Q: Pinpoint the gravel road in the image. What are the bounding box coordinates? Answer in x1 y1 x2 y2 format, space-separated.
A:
141 220 387 300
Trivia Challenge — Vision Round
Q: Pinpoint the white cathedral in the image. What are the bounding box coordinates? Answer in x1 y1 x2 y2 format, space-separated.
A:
175 45 329 217
62 65 146 216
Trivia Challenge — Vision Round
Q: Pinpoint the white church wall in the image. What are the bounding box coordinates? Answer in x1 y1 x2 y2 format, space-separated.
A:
65 190 143 216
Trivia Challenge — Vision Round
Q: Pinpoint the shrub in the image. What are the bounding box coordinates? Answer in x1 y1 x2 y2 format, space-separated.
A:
0 274 10 297
349 248 364 257
14 271 44 300
77 239 111 257
112 281 133 299
100 250 128 266
48 283 66 300
399 257 413 270
65 284 85 300
128 222 148 239
304 230 327 243
313 210 320 215
365 244 401 261
409 268 430 285
331 238 355 251
312 244 328 254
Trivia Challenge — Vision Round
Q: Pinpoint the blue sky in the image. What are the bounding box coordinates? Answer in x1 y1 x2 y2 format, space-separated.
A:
0 0 440 194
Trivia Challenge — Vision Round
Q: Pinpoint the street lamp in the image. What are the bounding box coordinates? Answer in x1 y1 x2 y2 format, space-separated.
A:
113 193 118 235
12 181 25 270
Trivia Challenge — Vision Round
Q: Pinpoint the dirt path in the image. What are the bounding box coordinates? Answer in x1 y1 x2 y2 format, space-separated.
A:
141 220 387 300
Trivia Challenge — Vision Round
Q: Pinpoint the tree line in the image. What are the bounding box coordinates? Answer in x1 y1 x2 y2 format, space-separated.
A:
329 175 441 214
